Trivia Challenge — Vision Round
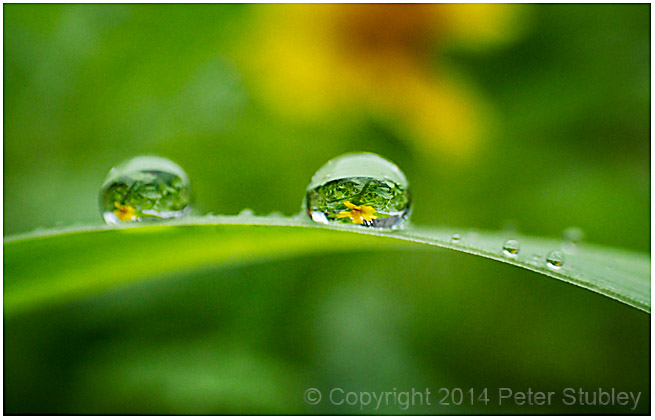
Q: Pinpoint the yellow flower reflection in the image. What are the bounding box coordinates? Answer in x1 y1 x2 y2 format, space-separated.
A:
113 202 137 222
337 201 378 225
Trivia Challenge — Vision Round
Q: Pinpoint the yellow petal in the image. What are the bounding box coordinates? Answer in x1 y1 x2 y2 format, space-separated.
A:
114 209 130 222
343 201 358 210
113 203 136 221
360 205 375 214
359 205 377 220
336 211 352 218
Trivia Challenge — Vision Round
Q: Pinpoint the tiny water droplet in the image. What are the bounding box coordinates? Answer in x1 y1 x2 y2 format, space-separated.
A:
304 152 410 228
561 241 577 254
451 234 461 243
563 227 585 243
502 239 520 257
238 208 255 217
561 227 584 254
531 254 542 262
546 251 565 269
99 156 191 224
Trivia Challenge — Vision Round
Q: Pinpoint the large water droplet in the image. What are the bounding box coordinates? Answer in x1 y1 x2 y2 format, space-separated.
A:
502 239 520 257
304 152 411 228
546 251 565 270
99 156 191 224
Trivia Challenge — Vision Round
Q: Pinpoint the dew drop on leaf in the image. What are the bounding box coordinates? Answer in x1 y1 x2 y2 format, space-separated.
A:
561 242 577 255
451 234 461 243
546 251 565 270
563 226 585 243
99 156 192 224
502 239 520 257
304 152 411 228
238 208 255 217
561 226 585 254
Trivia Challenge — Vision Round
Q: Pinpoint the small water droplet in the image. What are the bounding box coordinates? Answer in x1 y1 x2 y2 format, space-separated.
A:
563 227 585 243
304 152 411 228
502 239 520 257
99 156 191 224
238 208 255 217
546 251 565 269
561 227 584 255
531 254 542 262
451 234 461 243
561 241 577 254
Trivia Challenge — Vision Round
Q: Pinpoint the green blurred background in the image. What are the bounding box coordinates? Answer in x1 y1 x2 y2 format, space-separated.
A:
4 4 650 414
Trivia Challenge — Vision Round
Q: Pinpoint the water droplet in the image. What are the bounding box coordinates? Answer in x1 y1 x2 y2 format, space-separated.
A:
238 208 255 217
531 254 542 262
304 152 410 228
561 227 584 254
546 251 565 269
502 239 520 257
563 227 585 243
451 234 461 243
561 241 577 254
99 156 191 224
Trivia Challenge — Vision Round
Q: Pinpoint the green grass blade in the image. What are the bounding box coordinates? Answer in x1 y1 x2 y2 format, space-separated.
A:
4 215 650 316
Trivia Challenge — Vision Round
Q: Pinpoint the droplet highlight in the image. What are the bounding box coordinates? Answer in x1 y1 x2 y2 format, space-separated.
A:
502 239 520 257
304 152 411 228
546 251 565 270
99 156 191 224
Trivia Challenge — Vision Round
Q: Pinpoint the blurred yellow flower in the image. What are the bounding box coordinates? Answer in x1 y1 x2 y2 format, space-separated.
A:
113 202 137 222
337 201 377 225
236 4 526 159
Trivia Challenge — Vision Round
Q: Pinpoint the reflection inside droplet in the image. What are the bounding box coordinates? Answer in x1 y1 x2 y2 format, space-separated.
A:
502 239 520 257
99 156 192 224
304 152 411 228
